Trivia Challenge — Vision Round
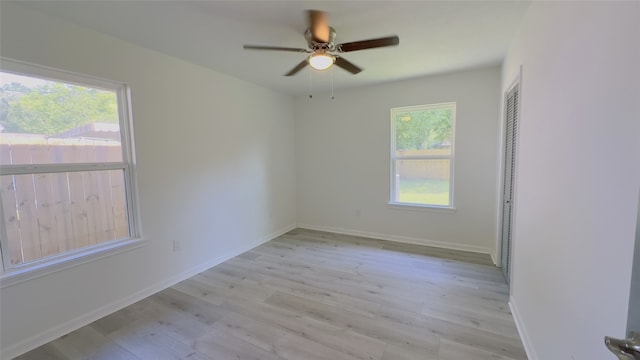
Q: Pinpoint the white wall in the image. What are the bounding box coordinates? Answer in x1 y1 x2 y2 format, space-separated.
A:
502 2 640 359
0 3 297 358
295 67 501 256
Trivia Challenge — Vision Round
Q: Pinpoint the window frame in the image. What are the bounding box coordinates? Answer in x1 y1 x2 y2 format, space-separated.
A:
389 102 457 210
0 58 143 286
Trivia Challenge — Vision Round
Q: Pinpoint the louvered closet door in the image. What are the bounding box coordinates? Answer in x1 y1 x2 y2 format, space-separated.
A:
501 84 519 285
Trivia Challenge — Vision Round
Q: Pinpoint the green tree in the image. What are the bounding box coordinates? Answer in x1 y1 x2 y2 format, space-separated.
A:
395 108 452 150
0 82 31 132
2 82 117 135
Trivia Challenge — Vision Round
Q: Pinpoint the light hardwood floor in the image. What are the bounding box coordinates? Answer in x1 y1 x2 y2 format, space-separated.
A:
15 229 527 360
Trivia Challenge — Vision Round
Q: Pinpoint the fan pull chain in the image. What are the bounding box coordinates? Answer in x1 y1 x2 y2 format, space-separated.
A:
331 66 335 100
308 66 313 99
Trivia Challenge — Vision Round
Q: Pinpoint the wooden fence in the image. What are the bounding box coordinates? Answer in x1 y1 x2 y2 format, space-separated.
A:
0 144 128 267
395 149 451 180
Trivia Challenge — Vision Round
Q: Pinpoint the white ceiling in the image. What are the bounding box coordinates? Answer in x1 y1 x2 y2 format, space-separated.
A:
18 1 531 95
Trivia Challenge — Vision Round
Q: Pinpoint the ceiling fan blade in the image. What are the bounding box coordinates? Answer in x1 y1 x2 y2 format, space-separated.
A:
285 60 309 76
335 57 362 75
307 10 330 43
243 45 308 53
338 36 400 52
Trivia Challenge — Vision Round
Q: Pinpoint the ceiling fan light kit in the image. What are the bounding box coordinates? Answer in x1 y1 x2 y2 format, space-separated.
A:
243 10 399 77
308 53 335 71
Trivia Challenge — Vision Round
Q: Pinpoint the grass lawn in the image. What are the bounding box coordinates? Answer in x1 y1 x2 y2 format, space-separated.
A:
398 178 450 206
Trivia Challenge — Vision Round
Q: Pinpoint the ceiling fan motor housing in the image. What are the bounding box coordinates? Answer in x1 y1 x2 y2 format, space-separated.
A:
305 27 337 51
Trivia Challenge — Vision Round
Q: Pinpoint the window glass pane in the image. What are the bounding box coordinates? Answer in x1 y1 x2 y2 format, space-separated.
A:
0 71 122 165
0 169 129 266
394 107 453 156
394 159 450 206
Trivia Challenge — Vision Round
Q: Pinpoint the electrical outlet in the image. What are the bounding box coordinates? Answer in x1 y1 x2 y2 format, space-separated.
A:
173 239 181 252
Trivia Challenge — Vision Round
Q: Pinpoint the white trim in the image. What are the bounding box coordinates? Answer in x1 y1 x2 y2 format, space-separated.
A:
387 203 456 213
510 295 538 360
507 65 524 290
296 223 492 255
0 57 126 90
119 85 142 242
0 198 10 270
1 162 126 175
0 238 145 288
260 224 297 246
0 223 296 360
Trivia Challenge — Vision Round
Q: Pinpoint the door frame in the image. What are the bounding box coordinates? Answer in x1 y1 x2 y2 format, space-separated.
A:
495 66 523 289
628 188 640 335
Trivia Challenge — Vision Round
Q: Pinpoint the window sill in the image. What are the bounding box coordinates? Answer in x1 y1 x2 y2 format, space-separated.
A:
0 238 146 288
388 202 457 213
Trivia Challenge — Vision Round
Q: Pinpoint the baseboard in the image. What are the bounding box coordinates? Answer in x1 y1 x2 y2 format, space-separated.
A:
258 223 297 245
509 295 537 360
1 223 296 360
296 223 492 255
491 253 499 266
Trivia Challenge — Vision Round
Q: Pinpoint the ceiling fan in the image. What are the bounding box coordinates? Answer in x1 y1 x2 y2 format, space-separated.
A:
243 10 400 76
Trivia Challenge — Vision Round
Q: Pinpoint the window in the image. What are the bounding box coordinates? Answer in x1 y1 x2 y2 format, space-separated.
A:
0 59 140 277
390 102 456 208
